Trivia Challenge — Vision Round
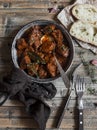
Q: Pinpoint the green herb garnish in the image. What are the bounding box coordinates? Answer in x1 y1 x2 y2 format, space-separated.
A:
28 52 46 64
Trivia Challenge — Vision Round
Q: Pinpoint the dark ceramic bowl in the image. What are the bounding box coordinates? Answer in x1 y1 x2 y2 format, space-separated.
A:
11 20 74 83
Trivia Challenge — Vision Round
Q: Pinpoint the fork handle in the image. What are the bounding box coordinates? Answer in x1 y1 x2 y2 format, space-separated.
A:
79 109 83 130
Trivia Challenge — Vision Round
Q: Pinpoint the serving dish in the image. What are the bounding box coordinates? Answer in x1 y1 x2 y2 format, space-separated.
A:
11 20 74 83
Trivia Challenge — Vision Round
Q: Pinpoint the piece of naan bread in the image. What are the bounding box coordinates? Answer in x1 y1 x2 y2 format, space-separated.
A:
70 20 97 47
72 4 97 23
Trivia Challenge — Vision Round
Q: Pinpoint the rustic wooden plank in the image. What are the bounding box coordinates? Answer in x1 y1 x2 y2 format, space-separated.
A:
0 17 57 37
0 9 51 15
0 13 56 31
0 0 72 9
0 128 96 130
2 96 97 109
0 106 77 118
0 1 56 9
2 0 72 2
0 117 96 128
0 106 97 119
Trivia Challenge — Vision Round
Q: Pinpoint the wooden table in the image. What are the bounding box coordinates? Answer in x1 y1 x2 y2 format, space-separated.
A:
0 0 97 130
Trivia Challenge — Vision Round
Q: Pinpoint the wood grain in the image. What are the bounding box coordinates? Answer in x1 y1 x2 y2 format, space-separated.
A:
0 0 71 9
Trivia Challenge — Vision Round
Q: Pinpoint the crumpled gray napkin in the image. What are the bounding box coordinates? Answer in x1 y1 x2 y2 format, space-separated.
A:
0 67 57 130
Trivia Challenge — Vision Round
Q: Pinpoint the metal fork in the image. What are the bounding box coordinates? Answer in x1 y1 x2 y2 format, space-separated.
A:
75 75 85 130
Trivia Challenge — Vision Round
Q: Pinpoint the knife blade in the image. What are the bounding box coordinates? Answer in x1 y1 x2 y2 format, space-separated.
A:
55 56 70 88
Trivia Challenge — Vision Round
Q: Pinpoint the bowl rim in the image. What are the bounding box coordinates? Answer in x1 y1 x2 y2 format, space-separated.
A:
11 19 74 83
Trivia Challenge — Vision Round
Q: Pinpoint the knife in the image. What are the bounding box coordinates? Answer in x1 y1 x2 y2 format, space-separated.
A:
54 56 71 128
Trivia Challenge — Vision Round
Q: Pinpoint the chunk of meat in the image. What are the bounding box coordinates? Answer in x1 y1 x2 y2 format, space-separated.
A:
41 35 54 43
20 55 31 69
22 46 35 57
47 56 57 77
47 62 57 77
28 25 43 49
38 65 47 78
44 53 52 63
52 29 63 44
40 35 56 53
39 41 56 53
17 50 23 58
24 55 31 64
16 38 28 50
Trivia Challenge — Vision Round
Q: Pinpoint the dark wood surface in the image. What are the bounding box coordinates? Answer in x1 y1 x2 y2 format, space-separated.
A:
0 0 97 130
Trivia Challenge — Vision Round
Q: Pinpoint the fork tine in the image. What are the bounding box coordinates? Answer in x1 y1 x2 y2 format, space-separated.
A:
76 75 81 91
79 77 81 91
80 78 83 91
76 75 78 89
82 78 85 91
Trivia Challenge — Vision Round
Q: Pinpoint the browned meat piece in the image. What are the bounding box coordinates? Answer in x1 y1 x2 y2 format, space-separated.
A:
47 62 57 77
56 44 69 57
28 25 43 49
24 55 31 64
40 35 55 53
41 35 54 43
22 46 35 57
39 41 56 53
41 41 55 53
17 50 23 57
44 53 52 63
43 24 56 34
47 55 57 77
20 55 31 69
16 38 28 50
52 29 63 44
22 48 29 57
27 63 39 77
38 65 47 78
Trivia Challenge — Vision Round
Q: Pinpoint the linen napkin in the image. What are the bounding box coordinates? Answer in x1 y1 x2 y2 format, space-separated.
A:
0 67 57 130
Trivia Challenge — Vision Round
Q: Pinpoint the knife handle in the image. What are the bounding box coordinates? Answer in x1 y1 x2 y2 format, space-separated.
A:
79 109 83 130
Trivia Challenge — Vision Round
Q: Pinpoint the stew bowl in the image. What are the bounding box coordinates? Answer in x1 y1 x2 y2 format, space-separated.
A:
11 20 74 83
